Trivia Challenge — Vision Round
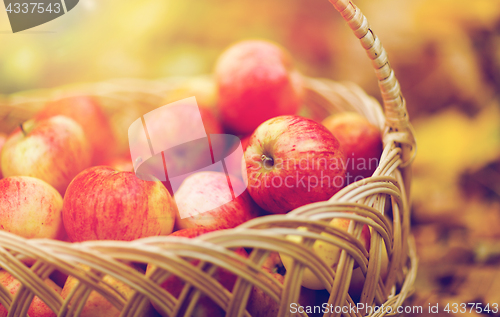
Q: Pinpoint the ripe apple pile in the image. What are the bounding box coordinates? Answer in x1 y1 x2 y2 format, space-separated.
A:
0 39 386 316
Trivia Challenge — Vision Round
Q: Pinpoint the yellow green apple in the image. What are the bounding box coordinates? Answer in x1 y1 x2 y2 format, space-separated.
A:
280 217 371 290
0 176 65 240
1 116 91 195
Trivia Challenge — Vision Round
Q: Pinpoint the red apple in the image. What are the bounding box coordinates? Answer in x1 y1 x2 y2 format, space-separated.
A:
147 228 248 317
1 116 91 195
215 40 303 135
322 112 383 184
0 176 66 240
0 270 61 317
62 166 178 242
0 133 6 179
36 96 117 165
174 171 261 230
244 115 346 214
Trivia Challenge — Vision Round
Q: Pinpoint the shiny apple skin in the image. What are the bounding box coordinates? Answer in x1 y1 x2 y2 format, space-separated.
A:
245 115 346 214
62 166 178 242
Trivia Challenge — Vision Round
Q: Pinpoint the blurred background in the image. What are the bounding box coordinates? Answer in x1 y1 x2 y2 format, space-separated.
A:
1 0 500 313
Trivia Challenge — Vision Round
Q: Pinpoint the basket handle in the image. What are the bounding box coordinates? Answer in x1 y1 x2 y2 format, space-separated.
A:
329 0 416 166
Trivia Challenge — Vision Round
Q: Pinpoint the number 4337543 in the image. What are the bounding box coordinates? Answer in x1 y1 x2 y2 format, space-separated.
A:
6 3 61 14
443 303 498 314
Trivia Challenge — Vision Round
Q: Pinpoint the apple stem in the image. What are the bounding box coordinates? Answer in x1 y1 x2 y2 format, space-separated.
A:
19 124 26 137
261 154 274 168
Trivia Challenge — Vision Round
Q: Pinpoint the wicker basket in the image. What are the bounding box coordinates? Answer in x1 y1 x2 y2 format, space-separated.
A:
0 0 417 316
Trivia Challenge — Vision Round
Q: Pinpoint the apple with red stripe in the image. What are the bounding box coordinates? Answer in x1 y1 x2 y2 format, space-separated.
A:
0 176 66 240
244 115 346 214
62 166 178 242
1 116 91 195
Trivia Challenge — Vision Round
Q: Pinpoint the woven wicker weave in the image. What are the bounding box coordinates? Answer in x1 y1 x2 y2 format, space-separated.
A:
0 0 417 316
